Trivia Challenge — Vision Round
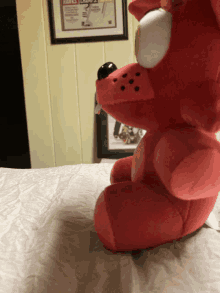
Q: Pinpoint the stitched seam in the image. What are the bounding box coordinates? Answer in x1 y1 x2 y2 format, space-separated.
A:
183 200 191 235
163 192 190 236
103 99 154 107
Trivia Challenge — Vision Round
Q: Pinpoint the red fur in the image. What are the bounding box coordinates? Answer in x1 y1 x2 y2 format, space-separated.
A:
94 0 220 251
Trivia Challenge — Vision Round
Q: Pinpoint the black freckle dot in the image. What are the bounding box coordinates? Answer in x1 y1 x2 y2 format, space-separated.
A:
129 79 134 84
113 78 117 82
134 86 139 91
122 74 127 78
136 72 140 76
121 86 125 91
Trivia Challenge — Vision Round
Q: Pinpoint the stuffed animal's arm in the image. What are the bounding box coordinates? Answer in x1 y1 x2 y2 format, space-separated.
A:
180 80 220 132
211 0 220 29
110 156 133 184
153 128 220 200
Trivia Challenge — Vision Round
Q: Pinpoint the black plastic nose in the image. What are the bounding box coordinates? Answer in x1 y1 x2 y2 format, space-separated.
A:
97 62 117 80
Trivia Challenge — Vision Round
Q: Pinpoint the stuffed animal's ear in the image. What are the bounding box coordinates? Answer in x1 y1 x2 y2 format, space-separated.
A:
211 0 220 29
161 0 185 12
128 0 161 22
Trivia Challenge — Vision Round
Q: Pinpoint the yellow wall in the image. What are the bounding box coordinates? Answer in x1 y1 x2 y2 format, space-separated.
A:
16 0 139 168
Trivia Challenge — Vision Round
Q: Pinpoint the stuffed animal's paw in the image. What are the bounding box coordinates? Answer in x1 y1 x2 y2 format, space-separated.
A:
110 156 133 184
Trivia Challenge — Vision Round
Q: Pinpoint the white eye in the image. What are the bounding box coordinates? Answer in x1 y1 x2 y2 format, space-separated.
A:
135 8 172 68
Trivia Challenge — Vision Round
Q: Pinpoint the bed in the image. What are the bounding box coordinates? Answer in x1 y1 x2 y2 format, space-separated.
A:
0 162 220 292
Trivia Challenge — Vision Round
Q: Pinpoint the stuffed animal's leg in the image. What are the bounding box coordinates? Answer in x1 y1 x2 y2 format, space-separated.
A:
94 180 183 251
110 156 133 184
154 128 220 200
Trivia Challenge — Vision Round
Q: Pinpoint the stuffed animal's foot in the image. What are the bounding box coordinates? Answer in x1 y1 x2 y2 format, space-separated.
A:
170 149 220 200
94 181 183 251
110 156 133 184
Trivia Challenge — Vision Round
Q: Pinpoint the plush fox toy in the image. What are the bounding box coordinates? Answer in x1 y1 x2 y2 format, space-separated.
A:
94 0 220 252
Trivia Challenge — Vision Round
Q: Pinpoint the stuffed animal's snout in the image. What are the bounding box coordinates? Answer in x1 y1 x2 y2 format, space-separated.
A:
95 62 155 128
96 63 155 106
95 7 172 114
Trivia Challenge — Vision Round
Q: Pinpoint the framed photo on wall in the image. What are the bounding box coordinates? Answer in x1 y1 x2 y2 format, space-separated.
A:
47 0 128 44
96 108 147 159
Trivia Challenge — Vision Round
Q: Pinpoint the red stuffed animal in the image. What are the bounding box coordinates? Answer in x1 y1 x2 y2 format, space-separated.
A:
94 0 220 252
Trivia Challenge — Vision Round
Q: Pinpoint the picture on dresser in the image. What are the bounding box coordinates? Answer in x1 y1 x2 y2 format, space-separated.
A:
47 0 128 44
95 107 147 159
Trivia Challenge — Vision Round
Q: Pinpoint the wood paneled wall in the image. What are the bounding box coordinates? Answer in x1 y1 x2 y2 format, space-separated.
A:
16 0 139 168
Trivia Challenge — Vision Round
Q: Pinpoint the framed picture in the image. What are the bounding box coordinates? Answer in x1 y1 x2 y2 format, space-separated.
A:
96 108 147 159
47 0 128 44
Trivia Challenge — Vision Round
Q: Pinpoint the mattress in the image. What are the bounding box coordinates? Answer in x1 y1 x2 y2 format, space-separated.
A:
0 163 220 293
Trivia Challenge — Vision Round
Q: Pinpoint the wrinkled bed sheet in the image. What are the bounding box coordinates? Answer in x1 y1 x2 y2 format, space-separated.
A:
0 163 220 293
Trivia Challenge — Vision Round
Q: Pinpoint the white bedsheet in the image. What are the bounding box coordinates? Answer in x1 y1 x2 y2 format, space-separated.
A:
0 163 220 293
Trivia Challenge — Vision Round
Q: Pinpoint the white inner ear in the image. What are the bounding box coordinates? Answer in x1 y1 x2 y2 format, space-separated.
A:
135 8 172 69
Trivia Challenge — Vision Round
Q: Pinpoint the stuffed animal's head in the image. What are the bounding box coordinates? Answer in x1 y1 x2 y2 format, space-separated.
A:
96 0 220 133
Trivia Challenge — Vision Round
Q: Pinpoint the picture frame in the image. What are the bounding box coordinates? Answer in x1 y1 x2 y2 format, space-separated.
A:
47 0 128 45
95 108 147 159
